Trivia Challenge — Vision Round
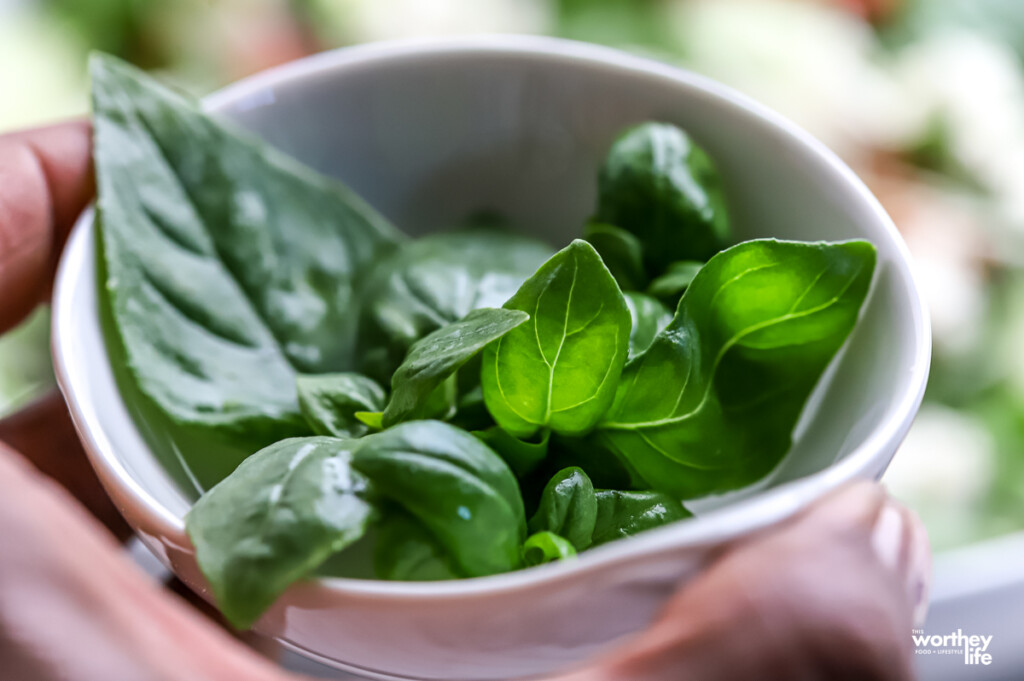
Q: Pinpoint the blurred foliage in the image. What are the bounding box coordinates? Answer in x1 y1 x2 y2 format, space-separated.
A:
884 0 1024 61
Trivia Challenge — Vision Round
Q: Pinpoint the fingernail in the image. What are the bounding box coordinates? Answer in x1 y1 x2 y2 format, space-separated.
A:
906 511 931 628
870 503 905 573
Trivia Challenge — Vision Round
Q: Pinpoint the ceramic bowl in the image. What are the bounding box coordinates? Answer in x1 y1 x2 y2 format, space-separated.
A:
52 36 930 681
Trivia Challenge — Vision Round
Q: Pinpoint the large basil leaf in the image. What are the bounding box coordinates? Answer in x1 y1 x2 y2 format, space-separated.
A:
591 490 691 546
382 308 529 427
351 421 526 577
624 292 672 359
528 467 598 551
481 240 631 439
374 509 459 581
596 122 729 273
359 230 554 377
91 55 399 453
583 221 647 291
597 239 877 499
296 373 386 438
185 437 373 628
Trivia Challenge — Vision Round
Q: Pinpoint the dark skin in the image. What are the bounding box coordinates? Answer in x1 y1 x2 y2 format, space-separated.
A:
0 121 929 681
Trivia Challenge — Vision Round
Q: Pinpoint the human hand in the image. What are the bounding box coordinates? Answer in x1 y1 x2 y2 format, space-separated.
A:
0 121 929 681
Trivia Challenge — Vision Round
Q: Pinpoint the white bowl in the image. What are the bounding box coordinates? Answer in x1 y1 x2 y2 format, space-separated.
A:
52 36 930 681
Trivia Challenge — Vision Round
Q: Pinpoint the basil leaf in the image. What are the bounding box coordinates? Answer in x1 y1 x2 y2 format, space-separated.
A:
598 239 877 498
596 122 729 273
91 55 399 454
624 292 672 359
382 308 529 427
528 467 598 551
522 531 577 566
352 421 526 577
374 509 459 581
359 230 554 377
297 373 386 438
474 427 550 478
583 221 647 291
647 260 704 306
591 490 691 546
185 437 373 629
481 240 632 439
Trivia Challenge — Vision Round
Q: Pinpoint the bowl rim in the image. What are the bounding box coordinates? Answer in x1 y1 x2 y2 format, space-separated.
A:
53 34 931 599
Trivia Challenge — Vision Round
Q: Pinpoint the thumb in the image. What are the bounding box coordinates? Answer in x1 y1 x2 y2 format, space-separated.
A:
560 482 929 681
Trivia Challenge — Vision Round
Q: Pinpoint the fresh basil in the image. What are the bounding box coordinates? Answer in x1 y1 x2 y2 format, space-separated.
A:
297 373 386 438
598 239 877 498
351 421 526 577
474 427 550 478
382 308 529 427
185 437 373 628
481 240 632 439
359 230 554 377
624 292 672 359
92 54 399 458
596 122 729 273
583 221 647 291
528 467 598 551
374 509 460 581
94 60 880 613
522 531 577 566
591 490 692 546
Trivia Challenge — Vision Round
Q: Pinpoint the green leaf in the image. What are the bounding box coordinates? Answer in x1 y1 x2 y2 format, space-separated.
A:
354 411 384 430
351 421 526 577
359 229 554 378
296 373 386 438
583 221 647 291
373 509 459 581
591 490 691 546
185 437 373 629
624 292 672 360
474 427 550 478
522 531 577 566
647 260 703 306
596 122 729 273
382 308 529 427
598 239 877 498
528 467 597 551
91 54 399 455
481 240 632 439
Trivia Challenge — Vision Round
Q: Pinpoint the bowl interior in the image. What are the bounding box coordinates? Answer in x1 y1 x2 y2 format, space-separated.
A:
57 38 927 536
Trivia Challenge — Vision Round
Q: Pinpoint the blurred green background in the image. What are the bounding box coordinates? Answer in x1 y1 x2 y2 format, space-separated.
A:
3 0 1024 552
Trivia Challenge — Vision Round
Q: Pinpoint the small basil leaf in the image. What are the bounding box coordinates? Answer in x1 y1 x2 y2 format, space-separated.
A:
647 260 704 306
359 230 554 377
296 373 386 438
354 411 384 430
596 122 729 273
583 221 647 291
382 308 529 427
522 532 577 567
352 421 526 577
481 240 631 439
591 490 692 546
475 427 551 478
91 55 399 463
624 292 672 359
528 467 597 551
185 437 373 629
374 509 460 581
598 239 877 498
